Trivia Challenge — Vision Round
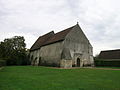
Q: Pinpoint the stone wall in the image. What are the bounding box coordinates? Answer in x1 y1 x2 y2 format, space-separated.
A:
60 59 72 68
30 49 40 66
63 24 94 66
30 24 94 68
30 41 64 66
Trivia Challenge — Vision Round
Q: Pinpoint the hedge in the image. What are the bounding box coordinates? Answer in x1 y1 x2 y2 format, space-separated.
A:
0 60 6 67
94 59 120 67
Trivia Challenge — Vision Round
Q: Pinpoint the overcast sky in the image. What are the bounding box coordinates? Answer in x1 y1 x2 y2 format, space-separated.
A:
0 0 120 56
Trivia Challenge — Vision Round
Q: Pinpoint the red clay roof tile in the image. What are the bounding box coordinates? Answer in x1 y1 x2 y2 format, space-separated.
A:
30 25 75 51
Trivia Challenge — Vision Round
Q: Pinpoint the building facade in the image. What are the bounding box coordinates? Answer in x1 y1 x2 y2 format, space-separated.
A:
30 24 94 68
99 49 120 59
96 49 120 67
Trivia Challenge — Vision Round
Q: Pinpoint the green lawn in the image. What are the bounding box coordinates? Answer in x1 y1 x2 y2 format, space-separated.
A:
0 66 120 90
96 66 120 69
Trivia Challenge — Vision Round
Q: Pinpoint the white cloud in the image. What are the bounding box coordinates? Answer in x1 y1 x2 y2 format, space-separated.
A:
0 32 37 48
0 0 120 55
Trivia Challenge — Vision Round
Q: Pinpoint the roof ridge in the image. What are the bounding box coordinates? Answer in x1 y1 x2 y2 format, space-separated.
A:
54 25 76 35
101 49 120 52
30 31 54 51
30 24 76 51
39 31 54 38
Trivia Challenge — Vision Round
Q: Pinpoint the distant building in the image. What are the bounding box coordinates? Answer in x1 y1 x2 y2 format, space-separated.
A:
97 49 120 67
30 24 94 68
99 49 120 60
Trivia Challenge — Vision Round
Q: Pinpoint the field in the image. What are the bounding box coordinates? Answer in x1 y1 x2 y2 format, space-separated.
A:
0 66 120 90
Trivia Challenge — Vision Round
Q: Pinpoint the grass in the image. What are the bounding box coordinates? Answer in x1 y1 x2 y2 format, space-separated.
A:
0 66 120 90
96 66 120 69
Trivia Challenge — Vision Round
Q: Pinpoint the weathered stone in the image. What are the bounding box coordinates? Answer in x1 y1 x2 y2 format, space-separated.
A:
60 59 72 68
30 24 94 68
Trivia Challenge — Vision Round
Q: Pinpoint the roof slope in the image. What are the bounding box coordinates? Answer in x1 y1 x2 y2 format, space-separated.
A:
30 25 75 51
30 31 54 51
99 49 120 59
43 25 75 45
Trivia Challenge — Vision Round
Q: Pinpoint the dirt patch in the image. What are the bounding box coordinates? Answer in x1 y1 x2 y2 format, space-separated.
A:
0 67 4 70
47 66 120 70
83 67 120 71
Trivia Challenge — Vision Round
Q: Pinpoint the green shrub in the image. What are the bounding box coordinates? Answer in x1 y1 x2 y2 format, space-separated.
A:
0 60 6 67
95 59 120 67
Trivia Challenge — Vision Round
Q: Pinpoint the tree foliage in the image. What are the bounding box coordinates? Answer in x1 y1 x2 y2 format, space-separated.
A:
0 36 30 65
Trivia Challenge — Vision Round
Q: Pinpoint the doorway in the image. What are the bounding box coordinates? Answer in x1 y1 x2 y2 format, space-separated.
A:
38 57 41 66
77 58 80 67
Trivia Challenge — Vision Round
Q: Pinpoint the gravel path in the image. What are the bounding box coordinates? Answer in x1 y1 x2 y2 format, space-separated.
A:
0 66 120 71
48 67 120 70
83 67 120 70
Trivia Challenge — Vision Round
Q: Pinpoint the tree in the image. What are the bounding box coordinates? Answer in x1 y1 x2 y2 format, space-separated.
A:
0 36 30 65
94 54 99 59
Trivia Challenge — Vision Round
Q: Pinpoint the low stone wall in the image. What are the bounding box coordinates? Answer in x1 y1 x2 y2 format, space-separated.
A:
60 59 72 68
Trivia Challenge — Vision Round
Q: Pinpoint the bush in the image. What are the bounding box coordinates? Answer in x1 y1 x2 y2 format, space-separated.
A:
0 60 6 67
94 59 120 67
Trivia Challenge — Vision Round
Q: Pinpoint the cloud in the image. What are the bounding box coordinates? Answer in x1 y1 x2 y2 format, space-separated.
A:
0 32 37 48
0 0 120 55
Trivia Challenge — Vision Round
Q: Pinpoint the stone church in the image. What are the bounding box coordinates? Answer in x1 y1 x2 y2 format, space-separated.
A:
30 23 94 68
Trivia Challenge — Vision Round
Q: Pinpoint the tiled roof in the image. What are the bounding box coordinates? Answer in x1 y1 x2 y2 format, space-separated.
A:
43 25 75 45
30 31 54 51
30 25 75 51
99 49 120 59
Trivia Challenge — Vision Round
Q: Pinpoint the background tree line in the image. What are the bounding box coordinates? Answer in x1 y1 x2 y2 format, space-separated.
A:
0 36 30 66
